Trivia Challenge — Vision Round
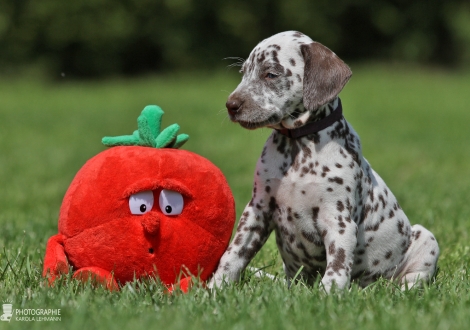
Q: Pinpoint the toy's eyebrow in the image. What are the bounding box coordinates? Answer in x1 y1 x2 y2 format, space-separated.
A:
123 178 194 199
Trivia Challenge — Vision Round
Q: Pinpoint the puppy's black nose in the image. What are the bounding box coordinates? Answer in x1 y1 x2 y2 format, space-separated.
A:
226 99 242 115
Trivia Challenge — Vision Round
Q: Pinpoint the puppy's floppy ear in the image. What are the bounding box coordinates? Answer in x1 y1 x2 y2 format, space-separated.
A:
301 42 352 111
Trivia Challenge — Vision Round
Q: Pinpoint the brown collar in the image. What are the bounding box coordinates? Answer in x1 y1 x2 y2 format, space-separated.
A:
276 99 343 139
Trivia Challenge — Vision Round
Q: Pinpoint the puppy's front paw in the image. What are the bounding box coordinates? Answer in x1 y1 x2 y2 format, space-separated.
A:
320 276 350 294
207 271 230 290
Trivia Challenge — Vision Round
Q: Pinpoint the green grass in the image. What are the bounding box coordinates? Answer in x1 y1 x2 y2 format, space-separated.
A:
1 65 470 329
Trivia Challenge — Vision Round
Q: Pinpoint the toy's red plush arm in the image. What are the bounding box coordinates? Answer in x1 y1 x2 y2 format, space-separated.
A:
42 234 69 285
73 267 119 291
166 276 202 294
43 235 118 291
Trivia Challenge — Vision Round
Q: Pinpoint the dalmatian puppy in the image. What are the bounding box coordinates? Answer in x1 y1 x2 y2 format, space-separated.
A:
211 31 439 292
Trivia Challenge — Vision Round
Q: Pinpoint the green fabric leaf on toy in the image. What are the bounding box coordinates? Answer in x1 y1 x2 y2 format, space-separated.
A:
102 105 189 149
155 124 180 148
173 133 190 149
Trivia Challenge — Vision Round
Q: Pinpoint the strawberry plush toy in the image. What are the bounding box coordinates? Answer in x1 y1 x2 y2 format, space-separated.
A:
43 106 235 292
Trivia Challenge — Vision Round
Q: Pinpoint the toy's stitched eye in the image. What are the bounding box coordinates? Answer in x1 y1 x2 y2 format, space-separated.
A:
129 191 154 215
159 189 184 216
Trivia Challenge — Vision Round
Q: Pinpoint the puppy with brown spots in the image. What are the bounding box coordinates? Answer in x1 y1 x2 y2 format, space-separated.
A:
211 31 439 292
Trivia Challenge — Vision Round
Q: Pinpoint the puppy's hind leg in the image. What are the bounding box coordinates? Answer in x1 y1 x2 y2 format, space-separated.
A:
399 224 440 289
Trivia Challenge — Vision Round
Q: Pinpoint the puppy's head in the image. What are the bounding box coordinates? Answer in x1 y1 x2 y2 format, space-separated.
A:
226 31 352 130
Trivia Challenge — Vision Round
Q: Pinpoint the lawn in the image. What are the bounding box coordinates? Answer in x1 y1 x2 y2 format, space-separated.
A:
1 65 470 329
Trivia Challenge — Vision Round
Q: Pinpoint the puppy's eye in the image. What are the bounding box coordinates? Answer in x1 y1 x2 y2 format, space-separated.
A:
266 73 278 79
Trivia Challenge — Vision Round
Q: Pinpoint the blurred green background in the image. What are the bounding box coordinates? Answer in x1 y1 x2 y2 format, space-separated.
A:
1 0 470 78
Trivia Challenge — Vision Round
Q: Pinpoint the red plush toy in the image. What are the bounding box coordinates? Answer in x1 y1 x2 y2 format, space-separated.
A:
43 105 235 292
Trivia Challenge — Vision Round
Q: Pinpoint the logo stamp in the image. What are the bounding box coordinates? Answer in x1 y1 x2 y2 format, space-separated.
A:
1 302 61 323
1 304 13 322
